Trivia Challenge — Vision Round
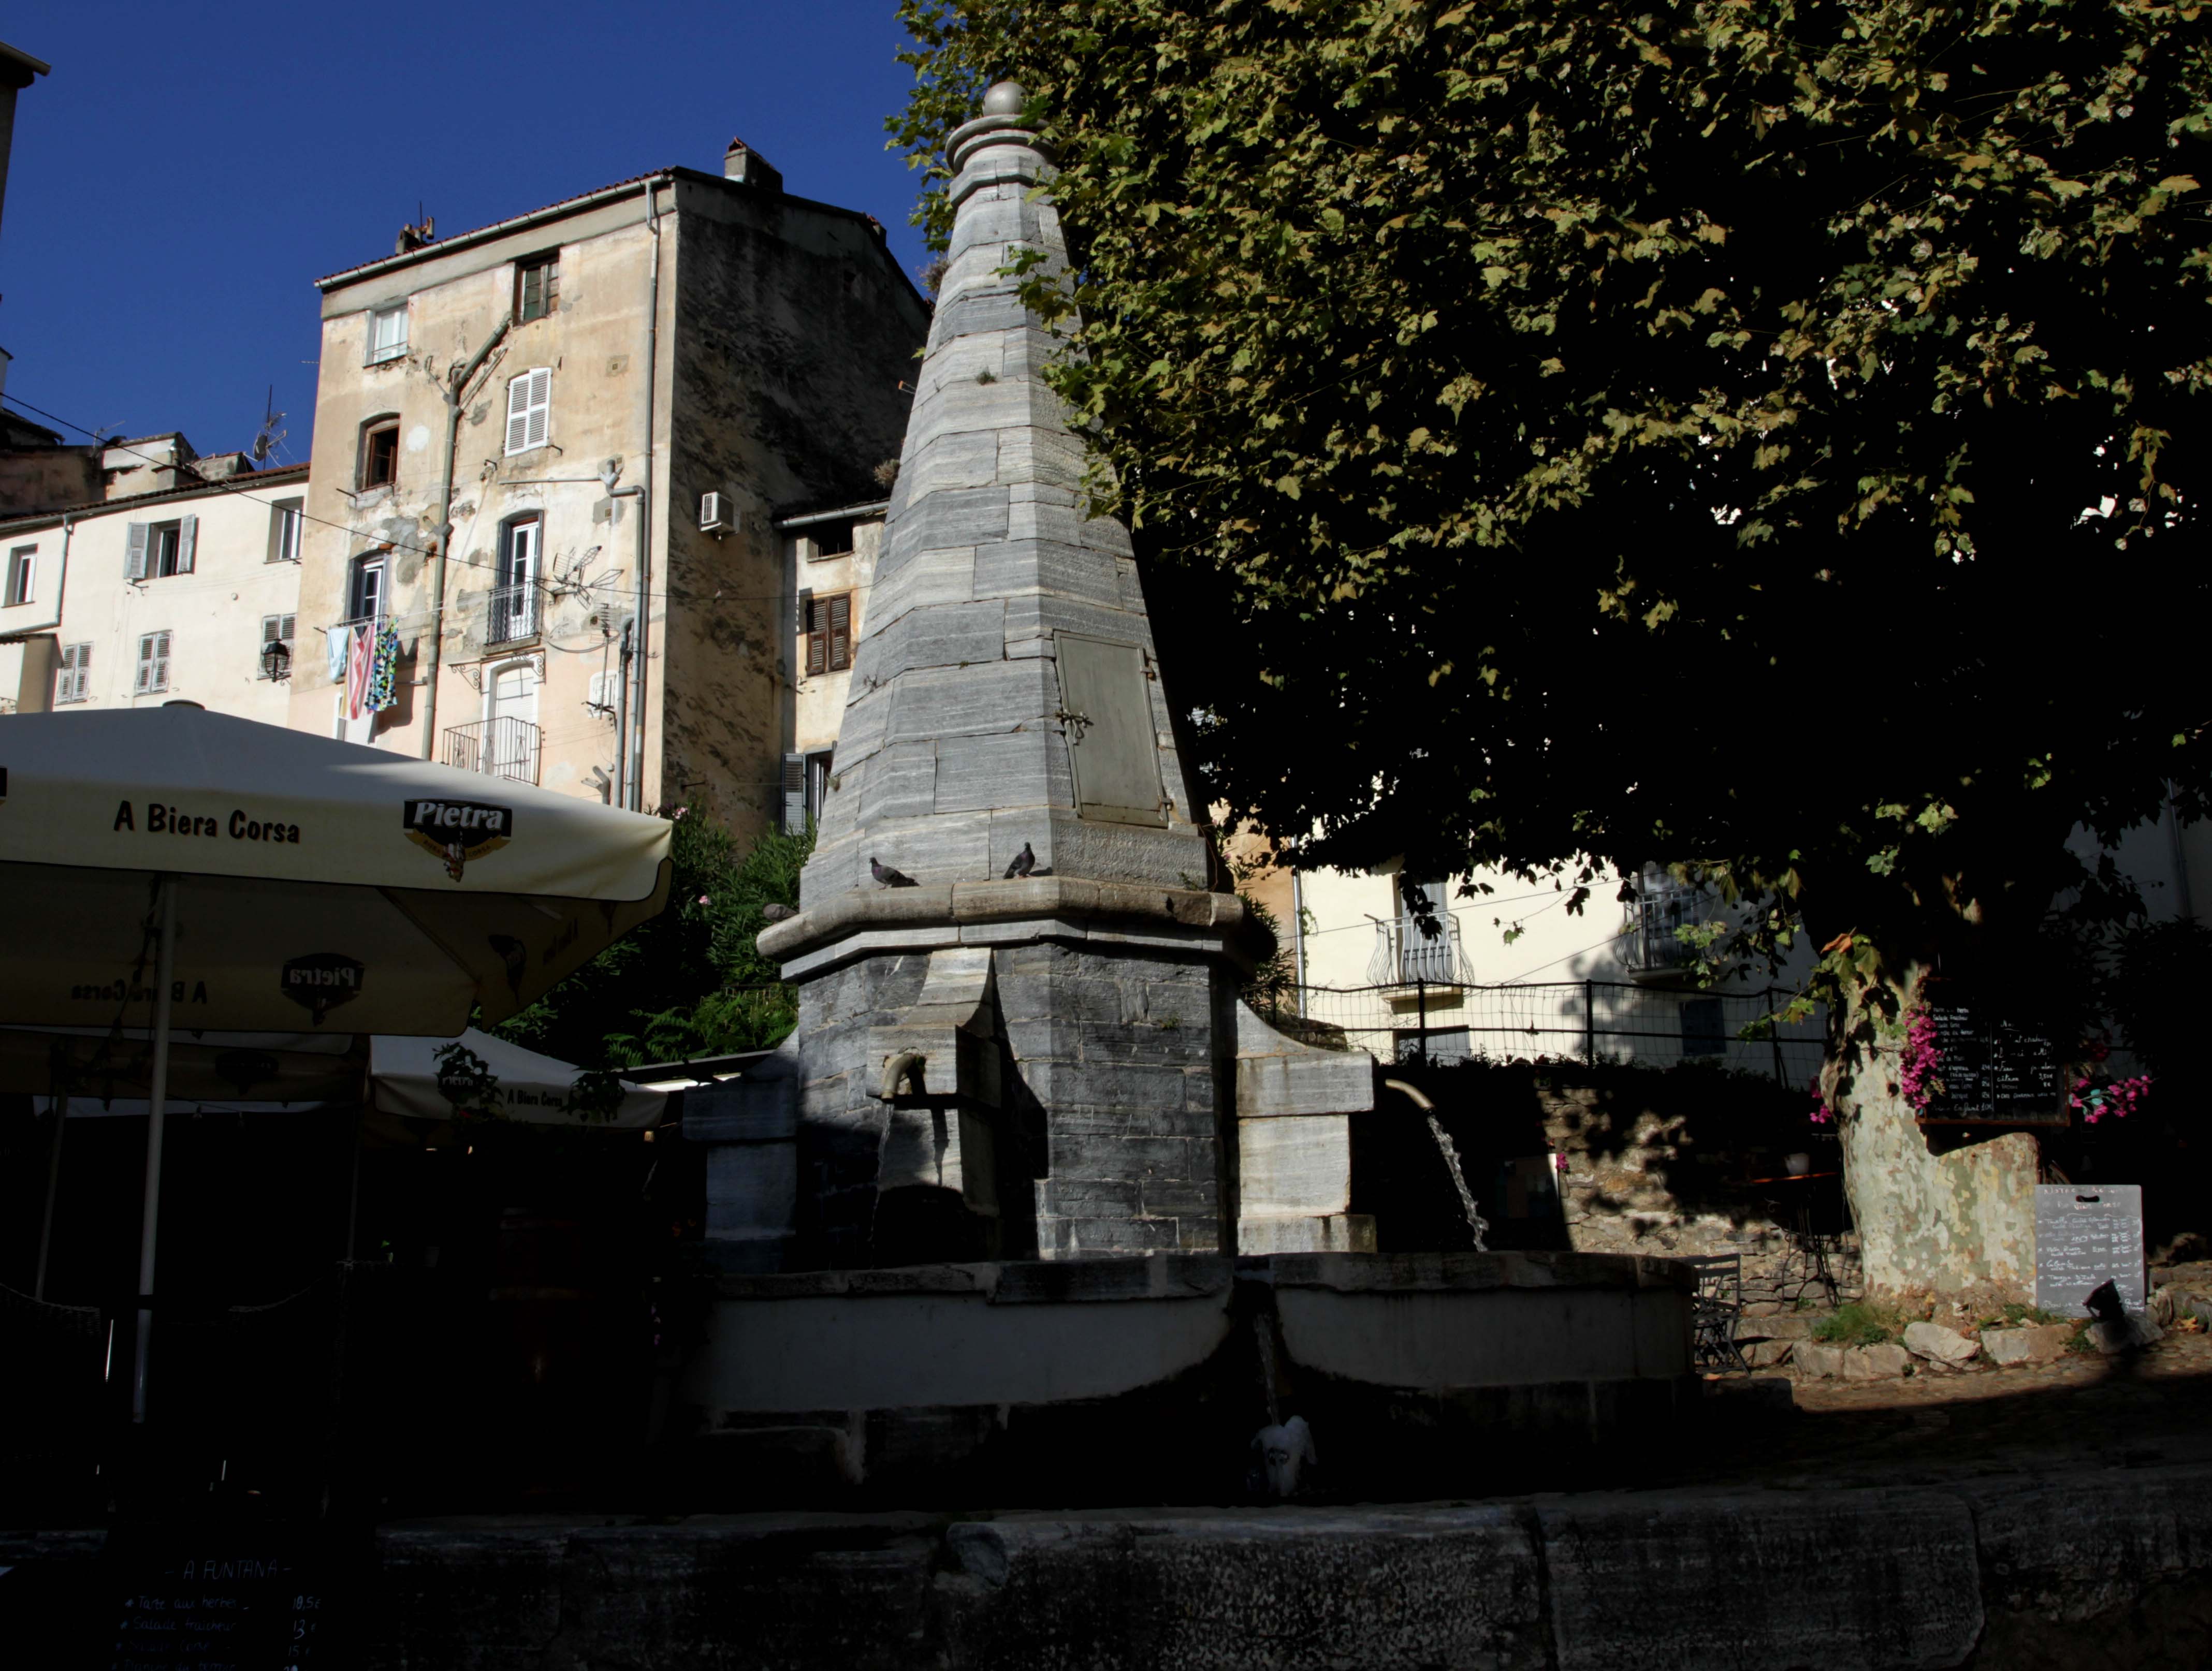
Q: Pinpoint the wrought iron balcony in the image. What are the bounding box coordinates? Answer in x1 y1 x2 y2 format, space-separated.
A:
487 582 537 646
1620 882 1715 976
1368 913 1475 988
444 716 542 786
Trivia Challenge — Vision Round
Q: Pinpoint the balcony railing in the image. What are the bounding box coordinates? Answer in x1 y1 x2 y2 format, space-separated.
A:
1367 913 1475 988
487 583 537 646
1620 884 1716 975
444 716 542 786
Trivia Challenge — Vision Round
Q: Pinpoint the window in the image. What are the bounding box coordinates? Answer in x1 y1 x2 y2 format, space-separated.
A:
504 369 551 455
124 517 196 580
515 253 559 323
1681 996 1727 1058
780 747 834 833
366 303 409 364
359 417 400 490
492 516 540 642
261 614 296 678
135 631 171 695
804 592 851 675
267 498 304 564
4 545 33 606
55 642 91 704
809 520 855 559
348 553 386 622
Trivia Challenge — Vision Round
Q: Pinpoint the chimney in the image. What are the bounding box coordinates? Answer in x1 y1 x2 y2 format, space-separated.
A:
723 138 783 194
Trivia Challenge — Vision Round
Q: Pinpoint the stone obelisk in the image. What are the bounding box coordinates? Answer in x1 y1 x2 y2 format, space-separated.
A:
754 82 1260 1267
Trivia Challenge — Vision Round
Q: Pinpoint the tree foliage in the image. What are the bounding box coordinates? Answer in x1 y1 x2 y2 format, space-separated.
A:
891 0 2212 1006
496 811 810 1069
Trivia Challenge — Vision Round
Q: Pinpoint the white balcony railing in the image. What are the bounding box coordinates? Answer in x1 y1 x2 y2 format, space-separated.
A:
1368 913 1475 988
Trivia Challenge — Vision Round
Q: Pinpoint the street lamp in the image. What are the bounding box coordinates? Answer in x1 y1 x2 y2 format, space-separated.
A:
261 639 291 682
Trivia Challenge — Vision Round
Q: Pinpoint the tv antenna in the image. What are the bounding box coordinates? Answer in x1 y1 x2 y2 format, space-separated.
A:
250 386 287 465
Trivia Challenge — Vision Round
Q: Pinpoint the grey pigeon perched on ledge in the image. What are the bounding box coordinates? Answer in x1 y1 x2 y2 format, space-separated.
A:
871 856 919 888
1004 842 1037 878
761 903 798 922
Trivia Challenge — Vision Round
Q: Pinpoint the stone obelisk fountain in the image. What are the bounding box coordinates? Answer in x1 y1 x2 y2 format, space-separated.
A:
741 82 1369 1270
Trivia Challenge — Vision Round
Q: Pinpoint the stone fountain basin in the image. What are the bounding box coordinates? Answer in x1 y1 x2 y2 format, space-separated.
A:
667 1251 1696 1506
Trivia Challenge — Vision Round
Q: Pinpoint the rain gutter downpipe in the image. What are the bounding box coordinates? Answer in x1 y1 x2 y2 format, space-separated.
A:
620 174 666 812
421 317 514 759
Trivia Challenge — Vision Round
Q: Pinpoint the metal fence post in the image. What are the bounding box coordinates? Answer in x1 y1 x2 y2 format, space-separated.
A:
1417 979 1429 1067
1583 980 1595 1065
1767 985 1787 1086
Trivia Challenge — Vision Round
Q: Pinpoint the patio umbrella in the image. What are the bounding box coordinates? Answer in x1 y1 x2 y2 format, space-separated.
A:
367 1028 664 1129
0 707 672 1418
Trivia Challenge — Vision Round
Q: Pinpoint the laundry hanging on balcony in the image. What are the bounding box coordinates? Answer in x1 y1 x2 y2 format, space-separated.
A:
325 623 351 684
343 622 375 720
367 624 401 712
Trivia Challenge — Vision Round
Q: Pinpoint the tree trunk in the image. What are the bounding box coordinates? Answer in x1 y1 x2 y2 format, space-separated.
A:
1830 965 2039 1300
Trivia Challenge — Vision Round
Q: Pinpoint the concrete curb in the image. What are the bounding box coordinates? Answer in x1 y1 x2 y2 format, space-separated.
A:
325 1461 2212 1668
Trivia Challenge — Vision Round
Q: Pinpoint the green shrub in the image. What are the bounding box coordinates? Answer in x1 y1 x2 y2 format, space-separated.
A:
1813 1301 1900 1347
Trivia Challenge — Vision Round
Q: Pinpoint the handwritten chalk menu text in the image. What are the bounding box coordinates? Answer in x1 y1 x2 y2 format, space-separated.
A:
2035 1183 2147 1317
1919 983 2065 1123
105 1529 342 1671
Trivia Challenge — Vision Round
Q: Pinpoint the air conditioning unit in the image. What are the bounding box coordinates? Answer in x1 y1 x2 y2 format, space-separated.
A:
700 491 737 536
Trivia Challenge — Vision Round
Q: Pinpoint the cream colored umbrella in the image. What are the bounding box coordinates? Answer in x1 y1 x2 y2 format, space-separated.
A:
0 706 672 1419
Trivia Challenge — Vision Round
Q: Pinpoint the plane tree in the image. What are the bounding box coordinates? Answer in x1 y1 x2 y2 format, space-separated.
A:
892 0 2212 1293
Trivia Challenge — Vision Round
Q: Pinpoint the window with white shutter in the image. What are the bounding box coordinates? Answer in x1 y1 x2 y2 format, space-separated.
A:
505 369 551 456
125 522 150 580
174 515 197 575
261 614 296 677
56 642 91 704
136 631 171 695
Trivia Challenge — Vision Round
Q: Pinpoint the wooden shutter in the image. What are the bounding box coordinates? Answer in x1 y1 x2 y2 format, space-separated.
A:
781 752 807 833
804 597 827 676
506 376 531 452
57 642 79 703
154 632 171 692
827 594 852 671
525 369 550 448
136 635 155 694
176 515 198 575
125 522 150 580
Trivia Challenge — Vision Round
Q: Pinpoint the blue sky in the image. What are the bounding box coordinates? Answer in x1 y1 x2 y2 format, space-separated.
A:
0 2 937 466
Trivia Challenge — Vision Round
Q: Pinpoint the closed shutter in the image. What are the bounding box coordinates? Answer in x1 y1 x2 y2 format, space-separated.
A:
804 596 827 676
57 643 78 703
176 515 198 575
125 522 150 580
136 635 156 694
828 594 852 671
781 751 807 833
506 369 550 454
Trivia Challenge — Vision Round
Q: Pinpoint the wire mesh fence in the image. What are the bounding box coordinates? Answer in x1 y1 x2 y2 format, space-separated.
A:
1250 978 1827 1087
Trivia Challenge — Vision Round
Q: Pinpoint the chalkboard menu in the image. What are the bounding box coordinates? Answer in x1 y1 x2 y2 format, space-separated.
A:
1919 985 2066 1124
100 1527 345 1671
2035 1183 2147 1317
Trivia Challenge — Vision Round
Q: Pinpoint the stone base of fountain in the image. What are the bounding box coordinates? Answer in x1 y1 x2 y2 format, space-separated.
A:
660 1250 1694 1508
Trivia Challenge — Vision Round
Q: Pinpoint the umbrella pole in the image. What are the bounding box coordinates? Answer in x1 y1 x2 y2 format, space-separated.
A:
34 1094 66 1301
131 874 178 1425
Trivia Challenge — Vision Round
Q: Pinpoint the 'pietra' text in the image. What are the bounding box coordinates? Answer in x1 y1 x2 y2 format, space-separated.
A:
113 800 302 843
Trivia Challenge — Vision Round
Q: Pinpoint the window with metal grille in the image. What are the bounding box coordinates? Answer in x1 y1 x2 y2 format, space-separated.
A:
4 545 33 606
359 417 400 489
804 593 851 675
261 614 296 678
505 368 551 455
515 254 559 323
55 642 91 704
136 631 171 695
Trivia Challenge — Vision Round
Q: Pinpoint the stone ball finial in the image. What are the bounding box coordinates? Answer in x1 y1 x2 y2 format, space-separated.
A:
981 80 1027 118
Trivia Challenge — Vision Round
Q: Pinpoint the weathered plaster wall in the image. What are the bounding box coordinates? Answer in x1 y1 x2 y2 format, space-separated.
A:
664 181 926 836
0 444 98 515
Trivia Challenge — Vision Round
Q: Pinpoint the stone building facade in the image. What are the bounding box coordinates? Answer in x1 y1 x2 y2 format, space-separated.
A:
288 143 927 832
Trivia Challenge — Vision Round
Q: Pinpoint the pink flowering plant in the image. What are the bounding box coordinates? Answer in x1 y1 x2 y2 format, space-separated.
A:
2072 1072 2151 1125
1897 1003 1942 1112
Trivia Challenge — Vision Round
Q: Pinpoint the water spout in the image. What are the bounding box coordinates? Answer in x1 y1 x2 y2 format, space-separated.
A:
1384 1079 1489 1251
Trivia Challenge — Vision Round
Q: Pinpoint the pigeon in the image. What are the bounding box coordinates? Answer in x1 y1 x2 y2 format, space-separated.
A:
871 856 919 888
1003 842 1037 878
761 902 798 922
